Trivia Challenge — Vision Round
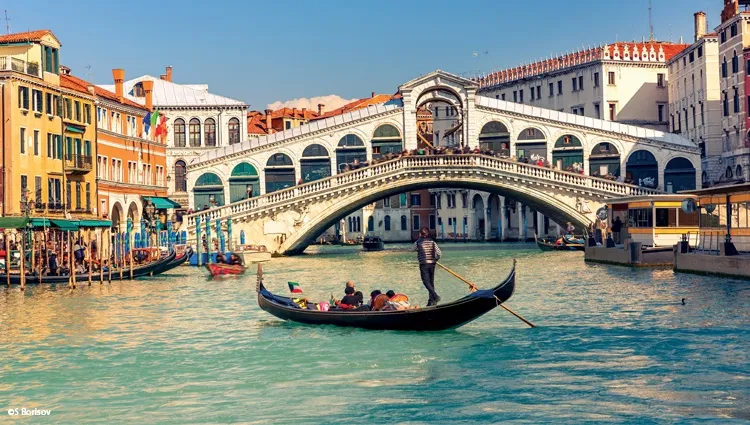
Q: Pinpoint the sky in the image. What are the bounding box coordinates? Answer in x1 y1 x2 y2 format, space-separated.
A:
5 0 722 110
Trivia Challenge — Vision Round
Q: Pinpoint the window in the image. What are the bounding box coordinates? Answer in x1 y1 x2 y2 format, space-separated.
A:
410 193 421 206
383 196 390 207
658 105 664 122
400 215 407 231
593 72 599 87
85 183 90 211
671 114 675 132
689 51 694 63
75 182 81 210
578 76 583 91
204 118 216 146
174 160 187 192
734 89 740 113
579 107 584 116
731 22 738 37
628 208 653 227
188 118 201 147
701 103 705 125
461 193 467 208
594 103 600 119
721 30 726 43
732 52 739 74
285 121 292 130
557 80 562 95
683 57 687 67
74 101 81 121
548 82 554 96
692 106 696 129
228 118 241 144
429 215 436 230
572 77 578 91
608 104 616 121
45 93 52 115
18 86 29 109
722 57 728 78
536 85 541 99
724 93 729 117
174 118 186 147
655 208 677 227
33 130 40 156
519 90 524 103
607 72 616 85
513 91 517 102
84 104 91 124
657 73 665 88
384 215 391 231
501 94 506 100
677 113 682 132
34 176 41 205
430 194 437 207
530 88 535 101
32 89 43 113
447 193 456 208
64 98 72 119
412 215 420 231
20 175 27 201
20 127 26 154
698 46 703 57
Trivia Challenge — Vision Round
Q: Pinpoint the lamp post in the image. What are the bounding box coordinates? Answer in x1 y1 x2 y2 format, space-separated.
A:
145 201 156 248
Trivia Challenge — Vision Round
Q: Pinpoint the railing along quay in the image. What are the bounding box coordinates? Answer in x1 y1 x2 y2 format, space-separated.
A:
184 154 660 230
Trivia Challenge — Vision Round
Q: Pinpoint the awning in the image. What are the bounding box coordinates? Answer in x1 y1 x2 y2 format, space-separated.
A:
30 218 51 227
0 217 30 229
143 196 181 209
50 219 79 231
78 219 112 228
65 125 85 134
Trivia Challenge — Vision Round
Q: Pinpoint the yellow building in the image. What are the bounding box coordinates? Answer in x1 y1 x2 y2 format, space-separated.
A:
0 29 97 219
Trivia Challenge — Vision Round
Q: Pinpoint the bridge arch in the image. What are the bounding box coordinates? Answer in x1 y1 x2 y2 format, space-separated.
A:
265 153 296 194
301 143 332 183
278 172 593 254
552 134 584 171
588 141 621 178
194 172 225 209
477 120 510 155
625 149 659 188
663 156 697 193
111 201 124 231
336 134 367 172
371 123 403 158
229 162 260 202
515 126 548 161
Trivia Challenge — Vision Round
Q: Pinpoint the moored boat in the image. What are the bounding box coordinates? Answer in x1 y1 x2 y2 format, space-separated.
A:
256 261 516 331
206 262 247 276
362 236 384 251
535 234 582 251
234 244 271 263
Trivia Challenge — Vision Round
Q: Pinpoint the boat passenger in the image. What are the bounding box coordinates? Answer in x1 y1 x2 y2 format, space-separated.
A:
337 287 359 309
216 252 226 264
48 252 58 276
229 254 242 265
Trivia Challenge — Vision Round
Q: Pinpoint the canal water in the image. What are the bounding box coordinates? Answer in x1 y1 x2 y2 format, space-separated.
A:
0 243 748 424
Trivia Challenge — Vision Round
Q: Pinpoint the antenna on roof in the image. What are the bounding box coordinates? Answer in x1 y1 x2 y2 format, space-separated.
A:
4 10 10 35
85 65 93 81
648 0 654 41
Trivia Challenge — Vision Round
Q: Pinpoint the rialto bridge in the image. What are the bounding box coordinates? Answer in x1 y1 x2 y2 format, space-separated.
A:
182 70 699 254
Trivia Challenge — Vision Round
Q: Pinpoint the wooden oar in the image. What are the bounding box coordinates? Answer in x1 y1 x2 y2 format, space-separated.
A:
436 262 536 328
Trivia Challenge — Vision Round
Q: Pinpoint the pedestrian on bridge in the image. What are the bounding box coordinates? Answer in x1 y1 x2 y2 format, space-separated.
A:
413 227 442 306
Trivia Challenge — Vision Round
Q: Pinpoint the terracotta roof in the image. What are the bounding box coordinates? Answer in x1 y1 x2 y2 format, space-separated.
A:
269 107 319 120
313 93 398 120
247 111 268 135
61 74 147 110
0 29 53 44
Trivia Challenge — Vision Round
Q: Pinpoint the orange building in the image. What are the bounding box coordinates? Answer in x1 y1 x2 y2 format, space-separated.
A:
64 69 169 232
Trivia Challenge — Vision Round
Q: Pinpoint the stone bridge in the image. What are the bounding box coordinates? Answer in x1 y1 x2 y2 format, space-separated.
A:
185 154 659 254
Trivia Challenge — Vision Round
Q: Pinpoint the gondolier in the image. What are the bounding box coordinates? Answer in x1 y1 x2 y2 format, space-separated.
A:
413 227 442 306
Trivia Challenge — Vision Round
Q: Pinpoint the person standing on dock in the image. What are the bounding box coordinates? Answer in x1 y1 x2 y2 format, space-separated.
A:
413 227 442 306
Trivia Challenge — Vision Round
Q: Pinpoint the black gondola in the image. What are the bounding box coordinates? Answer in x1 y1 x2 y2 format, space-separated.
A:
362 236 385 251
256 261 516 331
1 249 184 285
535 234 582 251
561 235 586 251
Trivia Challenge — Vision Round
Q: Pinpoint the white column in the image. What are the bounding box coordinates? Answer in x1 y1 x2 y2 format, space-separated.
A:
537 212 545 236
499 196 506 241
517 202 524 241
484 207 490 241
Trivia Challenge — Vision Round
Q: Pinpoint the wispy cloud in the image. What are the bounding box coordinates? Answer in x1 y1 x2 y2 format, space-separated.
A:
267 94 356 112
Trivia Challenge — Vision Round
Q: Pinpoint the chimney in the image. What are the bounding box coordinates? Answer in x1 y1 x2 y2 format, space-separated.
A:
301 107 307 117
264 109 273 134
317 103 325 115
142 80 154 111
165 66 173 82
371 91 376 98
159 74 167 80
112 69 125 102
694 11 707 41
87 85 96 96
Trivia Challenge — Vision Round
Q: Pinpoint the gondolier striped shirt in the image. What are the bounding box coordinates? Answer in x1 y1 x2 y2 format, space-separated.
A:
412 238 441 264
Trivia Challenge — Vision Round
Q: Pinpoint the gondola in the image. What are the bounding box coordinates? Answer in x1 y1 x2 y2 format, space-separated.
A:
158 247 193 273
362 236 384 251
561 234 586 251
206 262 247 276
1 250 177 285
535 234 582 252
255 261 516 331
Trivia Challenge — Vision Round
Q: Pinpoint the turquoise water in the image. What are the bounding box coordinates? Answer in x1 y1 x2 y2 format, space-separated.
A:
1 243 748 424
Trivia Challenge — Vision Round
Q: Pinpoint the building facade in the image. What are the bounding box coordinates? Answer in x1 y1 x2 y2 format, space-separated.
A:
477 41 689 133
667 12 722 186
715 0 750 183
99 67 248 210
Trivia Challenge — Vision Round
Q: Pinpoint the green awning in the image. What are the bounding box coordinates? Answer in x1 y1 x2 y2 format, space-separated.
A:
65 125 85 134
30 218 51 227
78 219 112 228
144 196 181 209
0 217 30 229
50 219 79 231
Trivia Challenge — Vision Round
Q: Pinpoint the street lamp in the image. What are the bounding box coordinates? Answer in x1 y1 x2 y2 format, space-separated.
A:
145 201 156 243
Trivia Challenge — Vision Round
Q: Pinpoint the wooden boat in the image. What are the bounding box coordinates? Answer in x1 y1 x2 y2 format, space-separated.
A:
234 244 271 263
535 234 581 251
362 236 385 251
1 250 177 285
256 261 516 331
162 246 193 271
206 262 247 276
561 234 586 251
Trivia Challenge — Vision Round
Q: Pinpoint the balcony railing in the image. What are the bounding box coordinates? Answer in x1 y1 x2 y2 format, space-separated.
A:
48 202 63 212
0 56 41 78
64 154 92 173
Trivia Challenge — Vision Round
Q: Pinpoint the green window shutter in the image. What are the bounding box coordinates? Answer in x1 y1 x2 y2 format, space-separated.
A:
56 136 62 159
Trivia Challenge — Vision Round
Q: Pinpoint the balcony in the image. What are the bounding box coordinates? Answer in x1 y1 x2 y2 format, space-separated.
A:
48 202 64 212
64 154 92 174
0 56 41 78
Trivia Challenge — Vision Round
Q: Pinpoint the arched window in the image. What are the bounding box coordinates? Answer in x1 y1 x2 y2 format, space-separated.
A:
265 153 295 193
228 118 240 144
193 172 224 208
229 162 260 202
664 157 696 192
204 118 216 147
367 216 374 232
478 121 510 154
726 166 734 179
174 160 187 192
372 125 402 159
301 144 331 182
737 165 743 180
400 215 407 231
189 118 201 147
174 119 186 147
336 134 367 171
384 215 391 231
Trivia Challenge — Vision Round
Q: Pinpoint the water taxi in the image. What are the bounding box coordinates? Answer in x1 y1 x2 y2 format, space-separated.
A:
606 194 699 248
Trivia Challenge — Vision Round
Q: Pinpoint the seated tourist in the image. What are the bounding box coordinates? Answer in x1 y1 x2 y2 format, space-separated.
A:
216 252 226 264
229 254 242 265
370 292 390 311
337 287 360 309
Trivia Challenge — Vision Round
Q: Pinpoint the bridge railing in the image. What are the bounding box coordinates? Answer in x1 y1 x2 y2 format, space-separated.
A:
184 154 659 229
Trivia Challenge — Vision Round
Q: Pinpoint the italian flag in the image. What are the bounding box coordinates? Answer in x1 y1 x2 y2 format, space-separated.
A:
288 282 303 294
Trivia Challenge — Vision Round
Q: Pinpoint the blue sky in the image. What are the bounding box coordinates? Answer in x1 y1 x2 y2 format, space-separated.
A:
7 0 719 110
